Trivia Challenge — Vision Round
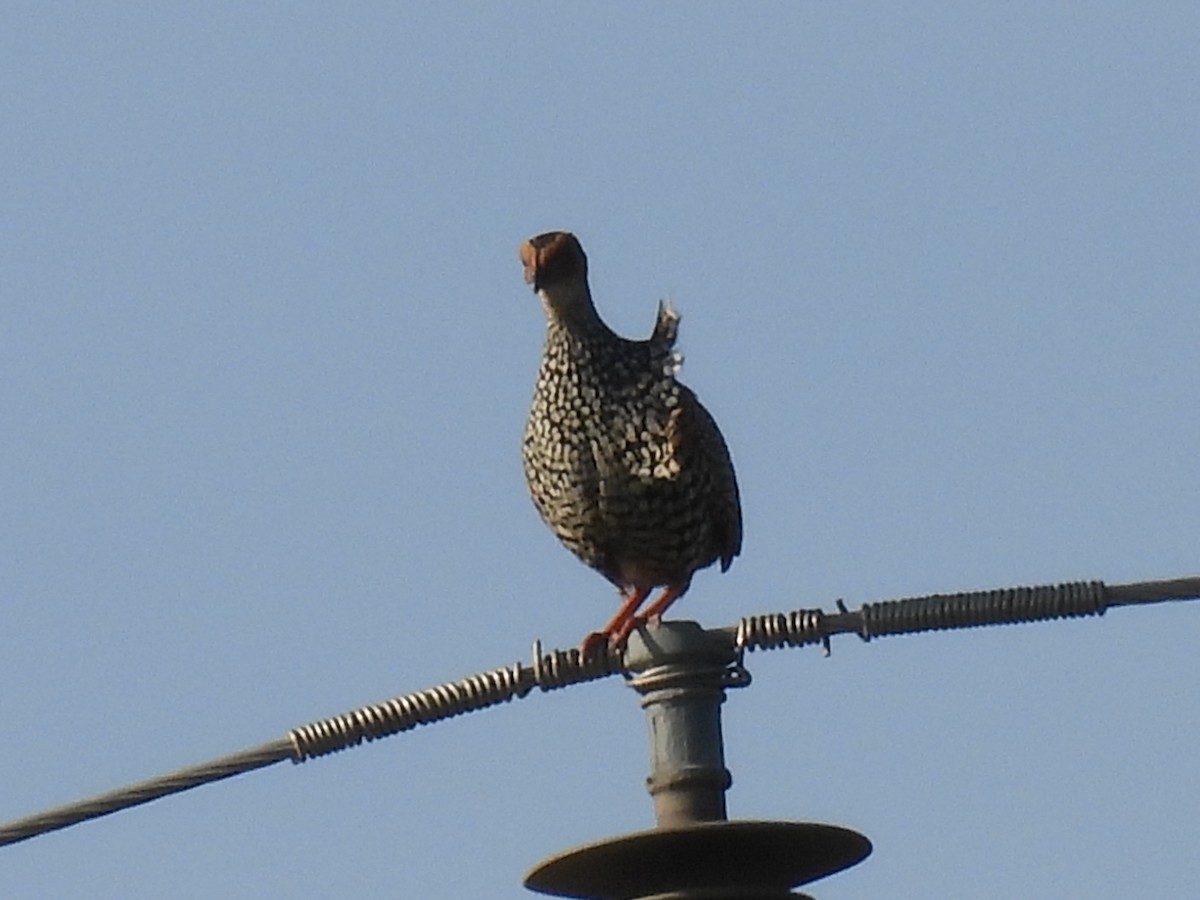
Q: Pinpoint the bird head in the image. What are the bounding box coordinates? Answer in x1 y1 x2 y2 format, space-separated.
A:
519 231 599 327
520 231 588 293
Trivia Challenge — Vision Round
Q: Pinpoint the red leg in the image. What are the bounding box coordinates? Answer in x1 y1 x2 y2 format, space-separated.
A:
610 585 685 647
580 585 651 657
638 584 685 622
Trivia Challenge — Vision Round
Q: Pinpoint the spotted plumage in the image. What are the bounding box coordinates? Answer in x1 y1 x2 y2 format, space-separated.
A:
519 231 742 651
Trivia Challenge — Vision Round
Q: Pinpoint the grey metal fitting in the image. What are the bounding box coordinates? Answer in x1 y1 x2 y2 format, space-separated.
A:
524 621 871 900
622 621 749 828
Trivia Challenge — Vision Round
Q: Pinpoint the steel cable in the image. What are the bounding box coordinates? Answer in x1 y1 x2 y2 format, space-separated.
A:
3 574 1196 847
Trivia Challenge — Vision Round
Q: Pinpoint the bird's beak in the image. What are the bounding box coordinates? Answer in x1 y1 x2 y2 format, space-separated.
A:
519 241 539 288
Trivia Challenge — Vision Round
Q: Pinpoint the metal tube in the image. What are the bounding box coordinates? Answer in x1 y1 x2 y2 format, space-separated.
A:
525 621 871 899
624 620 746 827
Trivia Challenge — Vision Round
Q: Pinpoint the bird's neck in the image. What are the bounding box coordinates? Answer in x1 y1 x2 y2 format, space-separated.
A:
538 284 615 339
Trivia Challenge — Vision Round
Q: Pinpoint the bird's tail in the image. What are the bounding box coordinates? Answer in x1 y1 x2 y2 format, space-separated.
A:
651 298 681 347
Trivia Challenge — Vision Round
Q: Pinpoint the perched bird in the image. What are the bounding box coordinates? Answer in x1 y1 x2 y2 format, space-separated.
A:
520 231 742 654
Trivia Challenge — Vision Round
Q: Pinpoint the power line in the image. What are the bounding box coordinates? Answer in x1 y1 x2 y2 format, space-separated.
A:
2 574 1196 848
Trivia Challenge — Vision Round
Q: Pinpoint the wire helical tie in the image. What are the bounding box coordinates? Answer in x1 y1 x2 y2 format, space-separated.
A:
288 642 621 760
858 579 1107 639
735 608 827 652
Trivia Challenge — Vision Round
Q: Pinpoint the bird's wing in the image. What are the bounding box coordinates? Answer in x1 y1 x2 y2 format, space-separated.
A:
669 386 743 569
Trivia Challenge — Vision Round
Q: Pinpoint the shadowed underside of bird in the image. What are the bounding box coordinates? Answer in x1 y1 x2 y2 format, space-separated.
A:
519 231 742 655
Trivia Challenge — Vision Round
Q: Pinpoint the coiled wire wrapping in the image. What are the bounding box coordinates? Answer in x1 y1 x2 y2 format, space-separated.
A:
288 642 621 760
735 579 1110 655
735 608 829 653
857 579 1107 639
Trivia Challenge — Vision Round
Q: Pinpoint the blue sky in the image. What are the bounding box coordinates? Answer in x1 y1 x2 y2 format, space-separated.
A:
2 4 1197 898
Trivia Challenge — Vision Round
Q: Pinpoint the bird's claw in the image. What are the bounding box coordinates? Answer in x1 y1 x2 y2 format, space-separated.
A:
579 630 614 662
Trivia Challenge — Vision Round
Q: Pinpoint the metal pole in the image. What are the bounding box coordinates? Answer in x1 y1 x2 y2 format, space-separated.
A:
525 621 871 900
625 620 745 826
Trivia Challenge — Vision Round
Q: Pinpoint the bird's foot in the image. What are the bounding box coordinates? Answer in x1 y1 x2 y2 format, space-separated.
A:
579 630 615 662
580 585 653 660
608 612 662 650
